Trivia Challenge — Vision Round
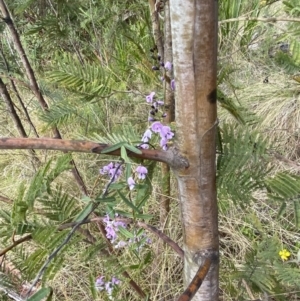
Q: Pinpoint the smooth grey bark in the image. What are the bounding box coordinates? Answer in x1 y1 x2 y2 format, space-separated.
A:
170 1 219 300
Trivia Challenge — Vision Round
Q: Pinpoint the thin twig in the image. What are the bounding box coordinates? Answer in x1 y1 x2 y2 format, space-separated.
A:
219 16 300 24
0 235 32 256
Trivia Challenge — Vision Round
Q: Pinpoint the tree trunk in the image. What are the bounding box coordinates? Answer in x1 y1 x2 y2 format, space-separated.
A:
170 1 219 300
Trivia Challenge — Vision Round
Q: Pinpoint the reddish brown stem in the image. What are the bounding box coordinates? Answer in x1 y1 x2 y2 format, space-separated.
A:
0 234 32 256
0 137 186 168
137 221 184 259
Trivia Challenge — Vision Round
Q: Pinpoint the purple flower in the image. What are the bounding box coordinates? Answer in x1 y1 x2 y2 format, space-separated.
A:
164 61 172 71
95 276 105 288
160 137 168 150
100 162 122 181
171 79 175 91
105 282 113 295
127 176 135 190
136 165 148 180
160 126 174 139
151 121 163 133
105 224 117 241
142 129 152 142
114 220 127 229
162 112 167 118
99 162 114 175
112 277 121 286
157 100 164 106
146 92 155 103
139 143 149 149
103 214 126 243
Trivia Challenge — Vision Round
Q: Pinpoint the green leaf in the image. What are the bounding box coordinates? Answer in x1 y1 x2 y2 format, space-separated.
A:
118 226 135 239
277 201 287 219
27 287 53 301
124 143 142 154
95 196 116 203
294 199 300 228
101 142 126 154
75 203 93 222
134 213 153 220
125 163 132 180
117 191 140 213
121 145 130 162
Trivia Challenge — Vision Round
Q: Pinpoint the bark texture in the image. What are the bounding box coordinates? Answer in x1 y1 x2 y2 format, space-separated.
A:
170 1 219 300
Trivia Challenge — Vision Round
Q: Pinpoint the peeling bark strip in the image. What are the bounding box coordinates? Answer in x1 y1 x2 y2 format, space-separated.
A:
170 0 219 300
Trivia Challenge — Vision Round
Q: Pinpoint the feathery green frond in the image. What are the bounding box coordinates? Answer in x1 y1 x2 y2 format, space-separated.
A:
47 53 111 101
217 124 270 205
37 185 79 223
266 172 300 228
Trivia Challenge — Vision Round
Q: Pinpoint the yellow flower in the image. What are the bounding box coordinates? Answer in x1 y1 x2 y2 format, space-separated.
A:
279 249 291 261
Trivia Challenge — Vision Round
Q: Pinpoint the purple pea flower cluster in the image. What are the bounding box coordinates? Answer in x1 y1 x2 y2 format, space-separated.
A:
127 165 148 190
95 275 121 297
140 119 174 151
100 162 122 181
103 214 127 243
103 214 152 250
142 59 175 151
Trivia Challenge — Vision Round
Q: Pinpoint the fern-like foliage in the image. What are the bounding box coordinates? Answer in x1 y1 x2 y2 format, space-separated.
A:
37 185 79 223
266 172 300 228
0 154 81 284
47 53 111 102
217 124 270 205
234 237 300 301
92 124 141 146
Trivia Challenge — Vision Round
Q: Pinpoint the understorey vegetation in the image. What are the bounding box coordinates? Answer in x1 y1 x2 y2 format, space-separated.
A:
0 1 300 301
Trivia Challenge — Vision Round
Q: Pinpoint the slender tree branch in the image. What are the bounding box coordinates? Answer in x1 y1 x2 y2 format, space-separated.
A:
219 16 300 24
0 137 188 168
0 234 32 256
137 221 184 259
176 258 211 301
0 47 39 138
0 77 40 164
